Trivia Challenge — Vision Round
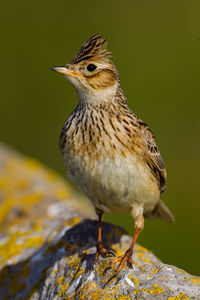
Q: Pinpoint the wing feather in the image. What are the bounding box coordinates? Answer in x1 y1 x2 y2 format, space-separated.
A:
138 120 167 194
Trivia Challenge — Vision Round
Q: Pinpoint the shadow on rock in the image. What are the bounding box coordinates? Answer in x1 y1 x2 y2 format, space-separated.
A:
0 219 126 299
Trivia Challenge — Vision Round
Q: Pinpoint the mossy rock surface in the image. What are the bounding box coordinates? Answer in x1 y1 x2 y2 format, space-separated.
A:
0 144 199 299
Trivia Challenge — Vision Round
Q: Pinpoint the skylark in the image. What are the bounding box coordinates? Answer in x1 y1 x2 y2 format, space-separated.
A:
52 35 174 274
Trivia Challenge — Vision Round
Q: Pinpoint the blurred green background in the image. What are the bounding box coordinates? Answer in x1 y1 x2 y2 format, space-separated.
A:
1 0 200 275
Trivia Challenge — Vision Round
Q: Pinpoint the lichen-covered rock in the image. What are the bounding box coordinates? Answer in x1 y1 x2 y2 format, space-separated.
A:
0 144 199 300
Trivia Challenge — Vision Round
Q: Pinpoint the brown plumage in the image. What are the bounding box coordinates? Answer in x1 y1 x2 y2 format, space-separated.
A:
52 34 174 276
71 34 111 64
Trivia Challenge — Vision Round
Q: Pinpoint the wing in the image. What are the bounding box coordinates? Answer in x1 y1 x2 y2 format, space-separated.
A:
138 121 174 222
138 119 167 194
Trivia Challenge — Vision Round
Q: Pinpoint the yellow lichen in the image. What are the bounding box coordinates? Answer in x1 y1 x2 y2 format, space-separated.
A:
97 259 113 279
168 293 191 300
24 157 42 170
137 251 151 263
190 277 200 285
71 217 81 226
0 228 45 267
32 223 41 232
56 276 65 285
151 267 160 274
24 236 44 248
116 296 131 300
68 257 81 269
63 217 81 227
0 234 23 264
175 269 182 274
74 282 101 300
148 284 164 294
111 244 123 256
0 198 14 226
56 188 69 200
133 288 148 294
115 249 124 256
104 296 112 300
58 282 69 298
133 284 164 296
133 277 139 287
137 245 149 252
20 193 44 211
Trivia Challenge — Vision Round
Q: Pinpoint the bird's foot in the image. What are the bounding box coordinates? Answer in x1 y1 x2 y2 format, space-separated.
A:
94 241 116 263
111 248 133 273
103 248 134 285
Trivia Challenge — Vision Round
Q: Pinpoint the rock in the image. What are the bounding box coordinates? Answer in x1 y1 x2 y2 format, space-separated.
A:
0 143 199 299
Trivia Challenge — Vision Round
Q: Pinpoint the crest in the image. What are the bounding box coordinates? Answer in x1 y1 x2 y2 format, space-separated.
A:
71 35 111 64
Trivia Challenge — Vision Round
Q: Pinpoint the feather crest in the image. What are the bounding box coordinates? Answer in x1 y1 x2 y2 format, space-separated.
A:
71 34 111 64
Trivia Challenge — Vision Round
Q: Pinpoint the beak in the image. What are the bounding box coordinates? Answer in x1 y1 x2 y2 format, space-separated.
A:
51 65 83 78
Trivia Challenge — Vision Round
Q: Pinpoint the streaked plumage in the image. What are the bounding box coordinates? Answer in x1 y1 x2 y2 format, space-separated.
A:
52 34 174 274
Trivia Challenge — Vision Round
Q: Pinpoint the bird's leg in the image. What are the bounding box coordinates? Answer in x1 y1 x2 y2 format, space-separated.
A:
114 214 144 274
94 209 116 263
94 210 107 263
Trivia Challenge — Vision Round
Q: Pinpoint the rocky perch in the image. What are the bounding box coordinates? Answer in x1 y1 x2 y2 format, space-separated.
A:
0 144 199 300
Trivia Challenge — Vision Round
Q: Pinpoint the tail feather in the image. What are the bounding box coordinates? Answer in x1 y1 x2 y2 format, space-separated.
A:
144 200 175 223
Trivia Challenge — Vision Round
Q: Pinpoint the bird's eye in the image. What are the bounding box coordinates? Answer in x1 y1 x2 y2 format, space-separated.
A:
87 64 97 72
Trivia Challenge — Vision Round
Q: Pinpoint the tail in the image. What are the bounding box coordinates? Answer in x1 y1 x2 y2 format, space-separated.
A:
144 200 175 223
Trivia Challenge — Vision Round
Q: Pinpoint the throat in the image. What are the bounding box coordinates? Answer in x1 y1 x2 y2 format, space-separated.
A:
78 84 127 108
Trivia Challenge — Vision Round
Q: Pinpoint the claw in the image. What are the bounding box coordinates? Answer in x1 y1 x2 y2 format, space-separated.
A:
94 241 116 264
109 226 142 278
110 255 122 268
116 248 133 273
104 251 134 285
108 248 134 280
106 248 117 257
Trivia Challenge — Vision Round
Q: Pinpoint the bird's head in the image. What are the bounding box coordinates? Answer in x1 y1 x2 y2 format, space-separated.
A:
52 35 120 102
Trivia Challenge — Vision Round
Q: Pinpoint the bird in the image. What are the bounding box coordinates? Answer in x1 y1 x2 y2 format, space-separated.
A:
52 34 174 275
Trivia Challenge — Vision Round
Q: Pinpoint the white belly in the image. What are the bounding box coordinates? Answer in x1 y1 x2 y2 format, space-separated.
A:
63 148 160 216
